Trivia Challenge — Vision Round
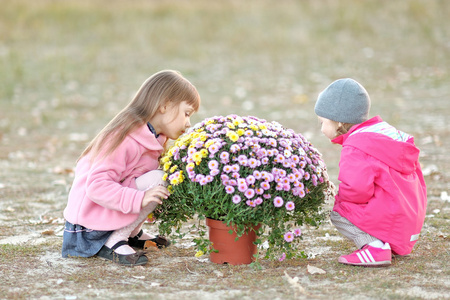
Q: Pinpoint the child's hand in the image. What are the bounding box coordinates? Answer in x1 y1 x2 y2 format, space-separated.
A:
142 185 169 208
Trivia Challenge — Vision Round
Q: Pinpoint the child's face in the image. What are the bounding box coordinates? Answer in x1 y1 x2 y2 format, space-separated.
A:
318 117 338 140
159 101 196 140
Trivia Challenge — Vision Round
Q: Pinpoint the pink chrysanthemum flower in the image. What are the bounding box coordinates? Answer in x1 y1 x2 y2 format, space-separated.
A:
253 170 262 180
273 196 284 207
208 160 219 170
230 144 240 153
220 151 230 163
284 231 294 242
223 165 232 173
298 189 306 198
285 201 295 211
293 228 302 236
260 181 270 190
275 154 285 163
238 155 248 166
232 195 241 204
246 200 256 207
208 144 220 154
248 158 259 168
238 182 248 193
225 185 235 194
245 189 255 199
246 175 256 185
210 169 220 177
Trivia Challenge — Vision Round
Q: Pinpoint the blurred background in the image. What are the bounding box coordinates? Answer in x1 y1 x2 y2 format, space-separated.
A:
0 1 449 298
0 0 449 212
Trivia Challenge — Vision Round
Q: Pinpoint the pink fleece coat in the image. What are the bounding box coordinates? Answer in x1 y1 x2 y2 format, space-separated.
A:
64 125 167 231
332 116 427 255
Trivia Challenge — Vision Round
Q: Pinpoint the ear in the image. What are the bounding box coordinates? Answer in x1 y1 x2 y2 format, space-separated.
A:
159 105 167 114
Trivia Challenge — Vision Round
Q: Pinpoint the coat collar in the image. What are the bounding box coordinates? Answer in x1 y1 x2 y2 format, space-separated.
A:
331 116 383 145
130 124 167 151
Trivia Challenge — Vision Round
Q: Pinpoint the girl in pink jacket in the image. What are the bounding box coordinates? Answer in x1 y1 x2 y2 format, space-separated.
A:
62 70 201 266
314 78 427 267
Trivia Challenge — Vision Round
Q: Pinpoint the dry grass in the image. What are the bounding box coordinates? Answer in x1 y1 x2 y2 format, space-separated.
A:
1 0 449 299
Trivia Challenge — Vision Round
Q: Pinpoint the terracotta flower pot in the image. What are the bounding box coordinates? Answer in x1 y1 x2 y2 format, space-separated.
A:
206 218 260 265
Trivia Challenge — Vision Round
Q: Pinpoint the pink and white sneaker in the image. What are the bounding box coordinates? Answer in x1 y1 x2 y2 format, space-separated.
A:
338 243 392 267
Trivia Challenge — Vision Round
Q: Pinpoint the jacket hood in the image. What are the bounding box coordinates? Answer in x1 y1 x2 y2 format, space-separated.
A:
332 116 420 174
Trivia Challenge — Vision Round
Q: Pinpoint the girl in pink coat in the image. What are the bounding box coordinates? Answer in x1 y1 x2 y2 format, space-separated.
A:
314 78 427 267
62 70 201 266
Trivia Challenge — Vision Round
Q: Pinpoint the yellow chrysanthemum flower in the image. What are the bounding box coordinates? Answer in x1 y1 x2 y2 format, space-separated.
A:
259 124 267 130
160 156 170 163
237 128 245 136
205 140 215 148
170 165 178 173
226 131 239 142
170 177 180 185
192 151 203 163
226 122 235 129
249 124 259 131
162 173 168 181
163 161 172 171
186 162 195 171
200 148 208 157
195 250 204 258
167 148 176 156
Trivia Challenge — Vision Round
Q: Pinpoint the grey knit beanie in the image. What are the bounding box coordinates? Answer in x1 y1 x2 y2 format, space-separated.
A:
314 78 371 124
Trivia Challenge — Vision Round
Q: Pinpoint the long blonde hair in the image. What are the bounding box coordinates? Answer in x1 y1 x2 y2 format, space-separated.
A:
79 70 201 161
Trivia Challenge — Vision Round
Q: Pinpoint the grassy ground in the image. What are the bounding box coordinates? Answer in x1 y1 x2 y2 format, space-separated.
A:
0 0 449 299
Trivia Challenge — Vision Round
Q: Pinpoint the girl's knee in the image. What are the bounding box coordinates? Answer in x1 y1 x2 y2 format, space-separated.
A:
329 211 341 224
135 170 167 191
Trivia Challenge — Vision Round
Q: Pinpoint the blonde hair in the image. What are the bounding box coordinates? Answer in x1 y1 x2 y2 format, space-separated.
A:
79 70 200 161
335 122 356 137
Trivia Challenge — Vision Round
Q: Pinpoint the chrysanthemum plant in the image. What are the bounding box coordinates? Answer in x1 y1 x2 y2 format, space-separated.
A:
154 114 333 260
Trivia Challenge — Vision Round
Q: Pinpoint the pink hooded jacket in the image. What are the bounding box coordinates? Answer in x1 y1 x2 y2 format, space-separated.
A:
332 116 427 255
64 124 167 231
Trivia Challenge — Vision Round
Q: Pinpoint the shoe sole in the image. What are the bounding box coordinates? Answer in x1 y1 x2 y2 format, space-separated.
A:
339 260 391 267
96 254 148 266
97 246 148 267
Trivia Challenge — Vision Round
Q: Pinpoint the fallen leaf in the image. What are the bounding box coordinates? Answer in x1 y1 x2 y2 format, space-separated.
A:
53 166 74 175
440 191 450 202
41 230 55 236
213 270 223 278
284 271 308 296
422 164 438 176
307 265 326 275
